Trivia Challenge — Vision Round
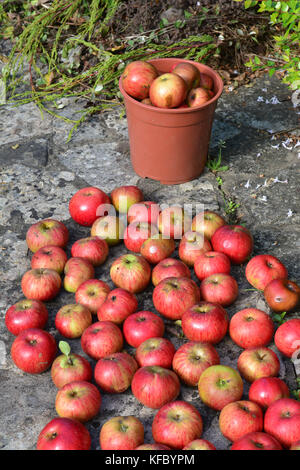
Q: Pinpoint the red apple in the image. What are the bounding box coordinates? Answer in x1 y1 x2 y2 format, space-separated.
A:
26 219 69 253
69 186 110 226
264 398 300 448
131 366 180 409
21 268 61 301
178 231 212 267
37 417 91 450
55 380 101 422
172 62 201 91
94 351 138 393
153 276 200 321
135 443 171 450
200 273 238 307
157 206 191 239
181 302 229 344
231 431 282 450
71 236 109 266
172 341 220 386
31 245 67 274
149 73 187 108
122 60 158 100
111 185 144 214
124 221 159 253
5 299 48 336
187 87 211 107
229 308 275 349
192 210 226 240
194 251 231 281
183 439 216 450
123 310 165 348
127 201 161 225
274 318 300 358
237 347 280 383
249 377 290 409
55 304 92 339
100 415 144 450
264 279 300 312
140 234 175 264
152 258 191 286
90 215 125 246
81 321 123 360
75 279 110 314
152 401 203 449
135 337 175 369
63 257 94 293
110 253 151 293
97 288 138 324
199 73 213 90
198 365 243 410
245 254 288 291
11 328 57 374
219 400 264 442
51 341 92 388
211 224 254 265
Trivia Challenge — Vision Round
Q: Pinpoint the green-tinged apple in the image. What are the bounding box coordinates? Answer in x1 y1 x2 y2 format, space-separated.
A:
192 210 226 240
111 185 144 214
26 218 69 253
198 365 243 410
31 245 67 274
21 268 61 301
55 380 101 422
187 87 211 107
237 347 280 383
55 304 92 339
100 416 144 450
63 257 94 293
91 215 125 246
183 439 216 450
158 206 191 239
75 279 110 314
149 73 187 109
178 231 212 267
110 253 151 293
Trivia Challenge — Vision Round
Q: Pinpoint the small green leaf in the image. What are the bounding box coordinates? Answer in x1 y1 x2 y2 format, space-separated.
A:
59 341 71 357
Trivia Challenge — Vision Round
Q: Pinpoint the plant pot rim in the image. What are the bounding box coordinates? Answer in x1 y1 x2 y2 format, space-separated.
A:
119 57 224 113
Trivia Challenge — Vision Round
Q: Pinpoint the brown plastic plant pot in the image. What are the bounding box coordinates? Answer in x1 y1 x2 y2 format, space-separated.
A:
119 57 224 185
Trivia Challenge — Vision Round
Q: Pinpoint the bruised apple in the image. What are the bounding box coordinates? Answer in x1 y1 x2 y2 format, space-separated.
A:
172 62 200 91
187 87 211 107
122 60 158 100
149 73 187 109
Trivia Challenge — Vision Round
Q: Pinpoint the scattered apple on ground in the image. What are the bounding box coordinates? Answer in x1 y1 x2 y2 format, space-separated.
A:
5 299 48 336
94 351 138 394
55 380 102 423
51 341 92 389
31 245 67 274
123 310 165 348
100 415 144 450
69 186 110 226
37 417 92 450
230 431 282 451
97 288 138 324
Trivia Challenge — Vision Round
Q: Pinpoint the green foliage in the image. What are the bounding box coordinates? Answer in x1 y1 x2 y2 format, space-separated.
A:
206 140 229 173
272 311 288 324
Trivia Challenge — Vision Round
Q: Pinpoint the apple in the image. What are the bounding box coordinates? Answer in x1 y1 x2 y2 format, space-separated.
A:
141 98 152 106
219 400 264 442
181 302 229 344
124 221 159 253
55 380 101 422
135 443 171 450
172 341 219 387
200 273 238 307
51 341 92 388
178 231 212 267
249 377 290 409
290 440 300 450
183 439 216 450
97 288 138 324
140 234 175 264
90 215 125 246
127 201 161 225
231 431 282 451
31 245 67 274
110 253 151 293
199 73 213 90
71 236 109 266
11 328 57 374
37 417 91 450
63 257 94 293
152 258 191 286
187 87 211 107
264 279 300 312
191 210 226 240
157 206 191 239
21 268 61 301
111 185 144 214
26 218 69 253
149 73 187 108
229 308 274 349
55 304 92 339
264 398 300 448
94 351 138 393
131 366 180 409
5 299 48 336
123 310 165 348
152 401 203 449
194 251 231 281
122 60 158 100
100 415 144 450
81 321 123 360
135 337 175 369
68 186 110 226
75 279 110 314
274 318 300 358
198 365 243 410
211 224 254 265
245 254 288 291
237 347 280 383
172 62 200 91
